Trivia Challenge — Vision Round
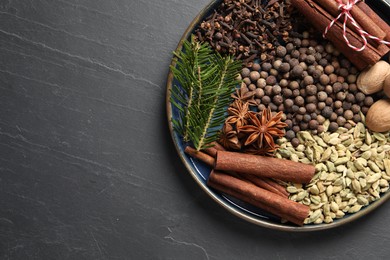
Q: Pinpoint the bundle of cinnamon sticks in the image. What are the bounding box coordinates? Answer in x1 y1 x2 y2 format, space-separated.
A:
185 143 315 226
291 0 390 70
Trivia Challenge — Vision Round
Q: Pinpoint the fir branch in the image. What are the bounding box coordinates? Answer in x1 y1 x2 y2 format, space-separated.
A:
170 36 242 150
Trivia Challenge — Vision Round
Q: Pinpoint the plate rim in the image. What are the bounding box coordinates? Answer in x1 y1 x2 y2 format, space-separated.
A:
165 0 390 232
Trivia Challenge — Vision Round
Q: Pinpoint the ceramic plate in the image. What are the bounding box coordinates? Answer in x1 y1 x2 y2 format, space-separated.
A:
166 0 390 231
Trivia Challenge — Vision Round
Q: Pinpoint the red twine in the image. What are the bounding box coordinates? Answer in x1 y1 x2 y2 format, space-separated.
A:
323 0 390 52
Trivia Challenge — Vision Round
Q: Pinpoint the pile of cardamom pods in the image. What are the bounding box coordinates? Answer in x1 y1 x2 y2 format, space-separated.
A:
276 113 390 224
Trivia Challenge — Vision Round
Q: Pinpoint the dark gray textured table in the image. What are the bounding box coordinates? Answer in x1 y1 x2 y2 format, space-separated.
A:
1 0 390 259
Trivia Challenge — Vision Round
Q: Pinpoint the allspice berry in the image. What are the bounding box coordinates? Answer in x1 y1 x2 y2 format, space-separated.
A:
250 71 261 82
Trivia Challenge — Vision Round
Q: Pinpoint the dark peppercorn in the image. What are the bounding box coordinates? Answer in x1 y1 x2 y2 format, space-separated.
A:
329 122 339 132
291 49 300 58
319 58 328 67
355 92 365 102
344 123 352 130
303 114 311 122
285 119 293 129
353 114 361 123
269 103 278 111
342 101 352 110
325 97 333 106
291 138 300 147
258 104 266 111
279 62 290 73
300 122 309 130
295 96 305 106
336 116 346 126
364 96 374 106
282 88 293 98
312 70 322 80
346 93 355 103
266 75 277 85
306 95 317 104
273 95 283 105
286 130 295 140
292 89 300 97
330 112 338 122
351 104 360 113
335 107 344 116
286 43 294 53
317 115 326 124
349 83 358 92
289 58 300 68
284 99 294 109
317 125 325 133
306 103 317 113
344 110 354 120
264 85 273 96
262 62 272 71
298 107 307 115
361 106 369 114
291 65 304 78
322 106 333 118
295 114 303 122
310 113 317 120
332 82 343 93
306 55 316 64
261 96 271 105
309 120 319 130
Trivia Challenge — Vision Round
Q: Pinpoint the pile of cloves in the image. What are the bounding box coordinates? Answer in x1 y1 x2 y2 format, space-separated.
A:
195 0 301 65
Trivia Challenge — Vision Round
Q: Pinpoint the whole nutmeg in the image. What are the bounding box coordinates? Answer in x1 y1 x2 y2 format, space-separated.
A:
357 61 390 94
383 73 390 98
366 99 390 132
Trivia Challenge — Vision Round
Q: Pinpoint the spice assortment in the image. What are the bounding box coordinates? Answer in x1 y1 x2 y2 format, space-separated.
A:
169 0 390 227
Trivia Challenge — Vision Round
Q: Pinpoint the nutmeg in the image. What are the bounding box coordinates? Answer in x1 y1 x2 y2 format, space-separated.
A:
357 61 390 94
383 73 390 98
366 99 390 132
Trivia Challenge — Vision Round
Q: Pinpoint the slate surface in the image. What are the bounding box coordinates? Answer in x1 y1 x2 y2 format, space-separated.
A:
1 0 390 259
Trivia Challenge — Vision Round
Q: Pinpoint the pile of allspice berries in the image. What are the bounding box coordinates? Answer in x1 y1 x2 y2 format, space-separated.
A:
357 60 390 132
237 32 376 147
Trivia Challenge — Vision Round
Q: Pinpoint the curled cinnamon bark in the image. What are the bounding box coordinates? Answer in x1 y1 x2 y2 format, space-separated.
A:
215 150 315 183
208 170 310 226
291 0 383 70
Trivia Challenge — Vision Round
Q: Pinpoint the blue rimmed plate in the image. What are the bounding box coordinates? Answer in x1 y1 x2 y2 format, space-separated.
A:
166 0 390 231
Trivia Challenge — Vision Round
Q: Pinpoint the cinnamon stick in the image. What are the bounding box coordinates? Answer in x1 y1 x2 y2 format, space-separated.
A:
208 170 310 226
184 146 215 167
357 1 390 42
202 143 289 198
202 141 226 157
316 0 387 43
215 150 315 183
291 0 382 70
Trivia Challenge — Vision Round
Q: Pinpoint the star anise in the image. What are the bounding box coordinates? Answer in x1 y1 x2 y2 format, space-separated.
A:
226 100 249 128
218 123 241 150
231 87 257 107
238 108 287 150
